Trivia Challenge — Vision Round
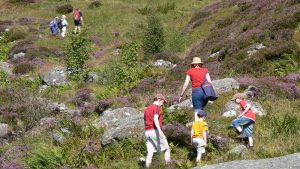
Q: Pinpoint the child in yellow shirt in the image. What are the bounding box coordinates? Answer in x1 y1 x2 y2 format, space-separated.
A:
191 110 208 164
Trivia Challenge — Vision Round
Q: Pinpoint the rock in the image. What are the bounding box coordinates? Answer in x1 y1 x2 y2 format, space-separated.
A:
101 114 144 146
112 48 121 56
52 131 65 145
209 49 225 59
167 99 193 112
0 62 13 76
13 52 26 60
153 59 173 67
92 107 142 129
223 99 266 118
0 123 10 138
247 43 266 56
212 78 240 94
49 102 66 113
41 67 68 86
86 72 99 82
194 152 300 169
227 145 249 159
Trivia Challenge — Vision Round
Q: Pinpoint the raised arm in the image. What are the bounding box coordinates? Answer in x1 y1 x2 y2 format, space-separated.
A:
206 73 212 83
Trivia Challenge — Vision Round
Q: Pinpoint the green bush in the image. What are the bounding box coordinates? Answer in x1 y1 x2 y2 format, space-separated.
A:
27 144 65 169
0 71 9 87
166 31 187 53
6 28 27 42
56 4 73 14
142 14 165 57
88 0 102 9
64 32 91 81
121 42 139 67
157 2 176 14
273 53 299 76
0 32 13 61
270 113 300 136
137 6 152 15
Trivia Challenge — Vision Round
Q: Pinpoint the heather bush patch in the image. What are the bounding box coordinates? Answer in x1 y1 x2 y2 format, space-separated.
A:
56 4 73 14
88 1 102 9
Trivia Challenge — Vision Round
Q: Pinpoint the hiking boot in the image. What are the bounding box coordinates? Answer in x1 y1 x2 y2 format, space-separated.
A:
236 133 247 138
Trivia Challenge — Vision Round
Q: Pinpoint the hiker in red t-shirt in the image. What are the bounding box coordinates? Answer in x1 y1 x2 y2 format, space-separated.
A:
230 93 256 147
73 8 83 34
179 57 212 121
144 94 171 168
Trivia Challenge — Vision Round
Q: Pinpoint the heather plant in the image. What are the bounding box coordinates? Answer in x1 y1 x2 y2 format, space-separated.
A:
88 1 102 9
12 62 35 75
142 14 165 57
64 32 91 81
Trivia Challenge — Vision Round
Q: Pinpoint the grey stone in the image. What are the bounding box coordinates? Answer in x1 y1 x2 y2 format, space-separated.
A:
212 78 240 95
246 43 266 56
49 102 66 113
153 59 172 67
92 107 142 129
167 99 193 112
86 72 99 82
223 100 266 118
0 123 10 138
41 67 68 86
52 131 65 145
101 114 144 146
209 49 225 58
227 145 249 159
13 52 25 60
0 62 13 76
112 48 121 56
194 152 300 169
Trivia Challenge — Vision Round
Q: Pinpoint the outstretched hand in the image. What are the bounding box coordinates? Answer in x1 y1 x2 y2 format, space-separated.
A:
178 96 183 102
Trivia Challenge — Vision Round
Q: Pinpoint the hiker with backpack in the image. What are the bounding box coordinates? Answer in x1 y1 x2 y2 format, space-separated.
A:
50 16 59 36
60 15 68 37
73 8 83 34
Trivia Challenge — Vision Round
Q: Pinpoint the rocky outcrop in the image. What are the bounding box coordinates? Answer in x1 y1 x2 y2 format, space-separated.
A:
101 114 144 146
40 67 68 86
92 107 142 129
193 152 300 169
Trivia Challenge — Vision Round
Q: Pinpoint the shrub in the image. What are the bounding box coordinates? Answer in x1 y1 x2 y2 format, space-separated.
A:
64 32 91 81
71 88 94 107
0 32 13 61
27 144 64 169
270 113 300 136
56 4 73 14
121 42 139 67
142 14 165 57
0 71 9 87
6 28 27 42
166 31 187 53
273 53 299 76
137 6 152 15
88 1 102 9
12 62 35 75
157 2 176 14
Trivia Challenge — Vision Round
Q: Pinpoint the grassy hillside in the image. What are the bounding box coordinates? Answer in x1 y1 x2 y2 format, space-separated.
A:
0 0 299 168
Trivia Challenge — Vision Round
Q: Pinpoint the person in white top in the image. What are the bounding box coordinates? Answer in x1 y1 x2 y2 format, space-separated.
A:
61 15 68 37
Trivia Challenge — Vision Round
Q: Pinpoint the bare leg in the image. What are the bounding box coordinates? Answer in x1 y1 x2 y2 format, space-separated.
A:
236 126 242 133
196 152 202 162
248 136 253 147
164 148 171 164
146 151 154 168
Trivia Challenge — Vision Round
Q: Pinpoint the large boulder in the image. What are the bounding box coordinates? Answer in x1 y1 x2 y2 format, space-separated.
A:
167 98 193 112
223 100 266 117
40 67 68 86
227 145 249 159
92 107 142 129
101 114 144 146
193 152 300 169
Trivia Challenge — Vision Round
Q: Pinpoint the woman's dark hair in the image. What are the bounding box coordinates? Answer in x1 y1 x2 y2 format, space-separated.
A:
191 63 202 68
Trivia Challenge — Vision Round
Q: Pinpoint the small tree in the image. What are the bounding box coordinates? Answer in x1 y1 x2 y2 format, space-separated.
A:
142 14 165 57
65 33 90 81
